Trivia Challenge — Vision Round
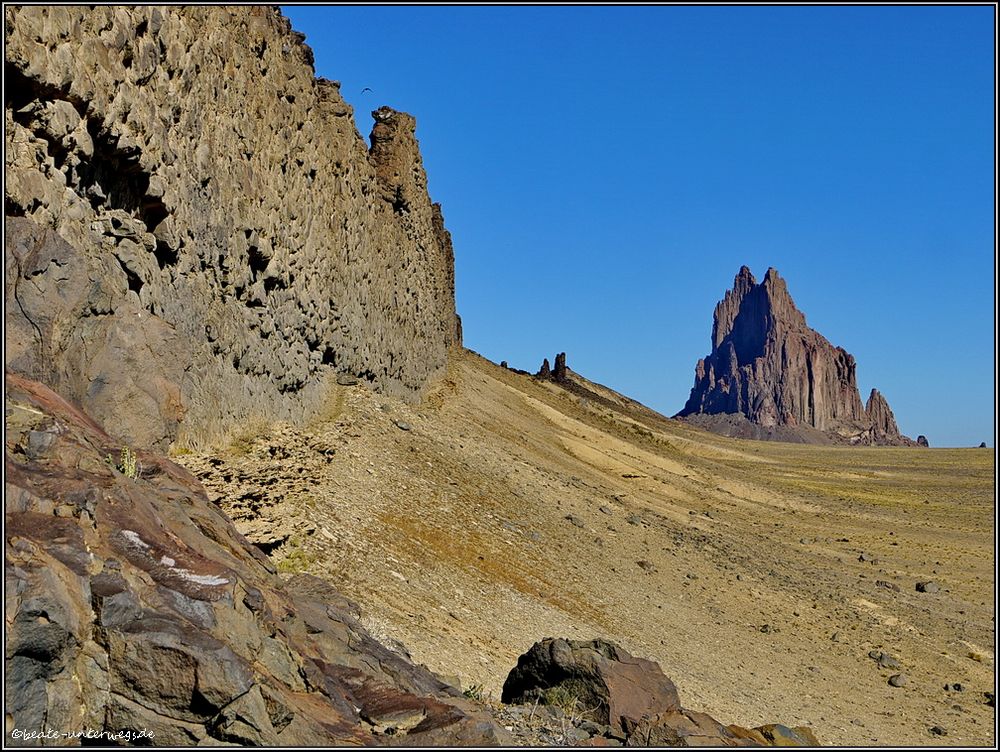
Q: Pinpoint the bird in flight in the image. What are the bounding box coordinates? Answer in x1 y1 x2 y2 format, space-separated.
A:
361 87 373 94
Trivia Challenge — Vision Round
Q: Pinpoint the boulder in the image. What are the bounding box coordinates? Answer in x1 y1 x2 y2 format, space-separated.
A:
501 638 680 735
501 638 819 746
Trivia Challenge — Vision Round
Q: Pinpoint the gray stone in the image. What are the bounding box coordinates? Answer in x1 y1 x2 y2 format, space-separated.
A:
5 6 462 451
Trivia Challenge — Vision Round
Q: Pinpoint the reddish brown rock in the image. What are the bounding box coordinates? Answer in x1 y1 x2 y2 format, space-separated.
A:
4 372 507 747
501 639 680 736
678 267 913 446
501 638 817 747
865 388 903 444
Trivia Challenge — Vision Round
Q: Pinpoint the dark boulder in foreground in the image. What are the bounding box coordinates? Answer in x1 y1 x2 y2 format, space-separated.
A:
502 638 681 735
501 637 820 747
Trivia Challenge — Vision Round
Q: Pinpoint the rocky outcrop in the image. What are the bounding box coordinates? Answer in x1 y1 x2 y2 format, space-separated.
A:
501 638 819 747
536 352 568 382
678 267 913 446
5 216 191 450
553 352 568 383
918 435 930 448
502 638 681 736
865 389 902 445
4 6 460 449
4 371 505 746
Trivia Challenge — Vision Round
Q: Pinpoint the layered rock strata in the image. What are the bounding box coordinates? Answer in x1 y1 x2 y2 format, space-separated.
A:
4 6 460 448
678 266 914 445
4 372 504 746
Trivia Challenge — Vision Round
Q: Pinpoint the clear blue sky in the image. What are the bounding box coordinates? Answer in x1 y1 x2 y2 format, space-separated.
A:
282 5 995 448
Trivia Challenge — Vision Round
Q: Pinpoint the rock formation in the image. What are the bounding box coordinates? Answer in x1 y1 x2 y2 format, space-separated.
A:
865 388 902 444
4 372 505 746
918 435 930 448
536 352 568 382
4 6 460 449
678 266 914 446
553 352 568 382
501 638 819 746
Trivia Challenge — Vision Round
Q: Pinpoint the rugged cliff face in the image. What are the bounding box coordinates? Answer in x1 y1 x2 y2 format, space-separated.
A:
5 5 460 449
678 266 914 446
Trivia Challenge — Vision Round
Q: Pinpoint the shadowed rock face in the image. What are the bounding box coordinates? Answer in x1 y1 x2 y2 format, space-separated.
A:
678 267 914 446
4 372 506 747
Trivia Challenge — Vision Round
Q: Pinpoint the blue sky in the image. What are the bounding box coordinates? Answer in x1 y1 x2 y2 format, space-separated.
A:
282 5 995 447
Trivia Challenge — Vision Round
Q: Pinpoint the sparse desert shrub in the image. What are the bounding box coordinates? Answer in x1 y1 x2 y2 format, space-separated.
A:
106 445 141 478
463 684 486 701
276 538 318 573
223 416 273 456
538 683 581 713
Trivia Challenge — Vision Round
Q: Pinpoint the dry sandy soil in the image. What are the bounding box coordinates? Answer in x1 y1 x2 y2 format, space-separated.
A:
177 349 995 746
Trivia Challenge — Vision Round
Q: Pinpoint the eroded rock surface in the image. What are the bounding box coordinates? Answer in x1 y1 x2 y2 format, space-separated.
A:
678 267 914 446
5 5 460 448
4 372 505 747
501 638 819 747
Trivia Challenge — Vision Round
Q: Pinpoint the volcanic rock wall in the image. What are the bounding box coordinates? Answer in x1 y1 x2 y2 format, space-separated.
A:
678 266 913 445
4 6 460 448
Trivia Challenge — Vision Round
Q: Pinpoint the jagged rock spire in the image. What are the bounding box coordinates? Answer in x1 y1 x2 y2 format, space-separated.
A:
679 267 911 445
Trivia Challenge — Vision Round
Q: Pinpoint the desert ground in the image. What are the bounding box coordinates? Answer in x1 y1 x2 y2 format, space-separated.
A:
178 349 995 746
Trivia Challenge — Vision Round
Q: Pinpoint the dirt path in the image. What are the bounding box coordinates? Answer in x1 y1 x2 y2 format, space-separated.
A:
177 349 995 746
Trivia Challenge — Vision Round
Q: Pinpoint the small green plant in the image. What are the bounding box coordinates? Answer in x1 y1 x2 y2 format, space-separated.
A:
276 538 319 573
106 446 141 478
463 684 486 701
538 684 581 713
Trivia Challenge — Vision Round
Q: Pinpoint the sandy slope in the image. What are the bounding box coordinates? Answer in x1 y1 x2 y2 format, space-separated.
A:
178 349 995 746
